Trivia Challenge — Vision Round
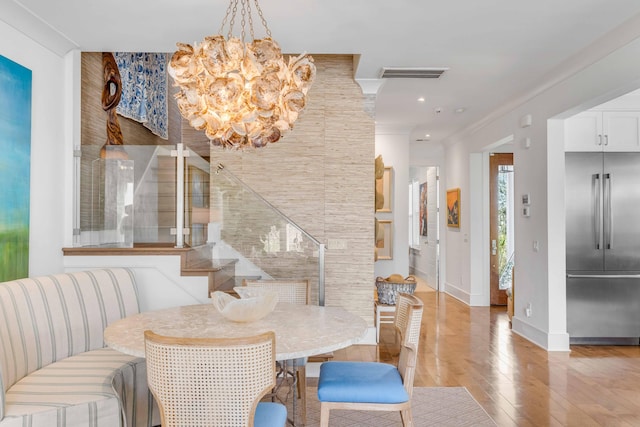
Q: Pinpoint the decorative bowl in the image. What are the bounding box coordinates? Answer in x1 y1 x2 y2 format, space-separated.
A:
210 289 278 323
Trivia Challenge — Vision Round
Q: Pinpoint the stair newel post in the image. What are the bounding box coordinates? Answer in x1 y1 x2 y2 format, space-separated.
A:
172 143 190 248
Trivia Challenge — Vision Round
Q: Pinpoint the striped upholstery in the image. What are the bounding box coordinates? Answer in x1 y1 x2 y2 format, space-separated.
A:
0 269 159 427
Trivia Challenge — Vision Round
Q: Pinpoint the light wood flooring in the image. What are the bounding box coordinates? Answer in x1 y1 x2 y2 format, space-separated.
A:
330 290 640 426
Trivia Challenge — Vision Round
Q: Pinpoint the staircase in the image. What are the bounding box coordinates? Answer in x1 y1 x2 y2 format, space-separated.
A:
79 143 326 304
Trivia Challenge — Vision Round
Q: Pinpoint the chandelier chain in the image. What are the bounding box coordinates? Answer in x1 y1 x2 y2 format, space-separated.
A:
239 0 247 42
226 0 239 40
218 0 234 36
220 0 270 41
245 0 256 41
253 0 272 38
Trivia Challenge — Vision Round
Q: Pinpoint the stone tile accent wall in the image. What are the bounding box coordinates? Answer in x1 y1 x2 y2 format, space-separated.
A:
185 55 375 324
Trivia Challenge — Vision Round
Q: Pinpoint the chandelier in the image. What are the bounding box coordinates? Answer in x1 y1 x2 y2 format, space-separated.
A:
168 0 316 149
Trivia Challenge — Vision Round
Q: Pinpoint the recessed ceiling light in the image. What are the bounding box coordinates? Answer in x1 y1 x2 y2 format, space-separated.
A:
455 107 466 113
425 134 431 138
417 97 425 102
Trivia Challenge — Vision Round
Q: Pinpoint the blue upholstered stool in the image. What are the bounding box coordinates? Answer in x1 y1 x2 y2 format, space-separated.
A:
255 402 287 427
317 361 409 404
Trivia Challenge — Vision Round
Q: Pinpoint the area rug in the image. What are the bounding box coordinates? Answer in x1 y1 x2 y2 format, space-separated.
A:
287 387 497 426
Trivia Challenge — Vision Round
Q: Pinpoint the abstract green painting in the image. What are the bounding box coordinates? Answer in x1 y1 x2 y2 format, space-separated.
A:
0 55 32 282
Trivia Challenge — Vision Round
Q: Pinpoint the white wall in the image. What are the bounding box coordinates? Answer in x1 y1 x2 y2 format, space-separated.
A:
0 20 69 277
63 255 208 312
442 141 474 301
375 128 410 277
442 17 640 350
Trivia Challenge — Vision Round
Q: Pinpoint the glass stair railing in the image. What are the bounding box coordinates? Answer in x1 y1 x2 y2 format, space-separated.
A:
77 143 325 305
198 163 325 305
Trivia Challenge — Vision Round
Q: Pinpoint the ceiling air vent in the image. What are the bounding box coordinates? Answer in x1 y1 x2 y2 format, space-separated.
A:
380 67 448 79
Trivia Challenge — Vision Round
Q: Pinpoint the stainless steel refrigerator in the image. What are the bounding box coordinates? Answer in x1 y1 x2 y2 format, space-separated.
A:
566 152 640 344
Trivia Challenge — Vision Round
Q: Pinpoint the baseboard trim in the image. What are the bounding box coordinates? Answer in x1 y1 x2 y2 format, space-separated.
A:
409 266 428 279
511 316 570 351
443 282 487 306
443 282 470 304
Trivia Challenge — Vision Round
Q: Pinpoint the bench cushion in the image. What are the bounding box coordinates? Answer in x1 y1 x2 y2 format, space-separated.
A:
2 348 154 427
0 268 141 421
0 269 159 426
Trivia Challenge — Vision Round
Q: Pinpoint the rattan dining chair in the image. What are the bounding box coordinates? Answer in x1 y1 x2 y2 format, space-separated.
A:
316 293 424 427
242 279 312 425
243 278 310 305
144 330 287 427
393 289 414 338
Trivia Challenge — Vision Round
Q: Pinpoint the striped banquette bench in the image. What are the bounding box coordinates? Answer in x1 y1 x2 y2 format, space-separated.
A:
0 268 159 427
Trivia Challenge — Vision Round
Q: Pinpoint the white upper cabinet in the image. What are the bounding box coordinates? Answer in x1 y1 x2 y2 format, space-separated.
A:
565 111 640 152
564 111 601 152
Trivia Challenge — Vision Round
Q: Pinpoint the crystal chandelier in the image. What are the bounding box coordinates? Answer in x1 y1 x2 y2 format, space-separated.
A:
168 0 316 149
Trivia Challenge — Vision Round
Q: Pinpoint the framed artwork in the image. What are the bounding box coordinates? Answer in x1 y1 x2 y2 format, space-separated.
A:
447 188 461 228
375 167 393 213
376 220 393 260
419 182 428 237
0 55 32 282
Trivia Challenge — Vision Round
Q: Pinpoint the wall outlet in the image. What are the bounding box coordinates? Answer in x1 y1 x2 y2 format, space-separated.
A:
525 303 532 317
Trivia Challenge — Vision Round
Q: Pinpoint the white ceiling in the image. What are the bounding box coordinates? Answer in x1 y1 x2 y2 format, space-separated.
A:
5 0 640 144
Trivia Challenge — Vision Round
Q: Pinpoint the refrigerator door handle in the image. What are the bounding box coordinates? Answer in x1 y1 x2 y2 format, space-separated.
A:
605 173 612 249
593 173 600 250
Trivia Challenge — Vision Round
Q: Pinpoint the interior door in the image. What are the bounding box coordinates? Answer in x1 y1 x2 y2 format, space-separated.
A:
490 153 514 305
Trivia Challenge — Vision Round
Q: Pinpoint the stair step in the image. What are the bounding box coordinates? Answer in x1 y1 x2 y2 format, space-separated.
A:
181 258 238 275
233 275 262 287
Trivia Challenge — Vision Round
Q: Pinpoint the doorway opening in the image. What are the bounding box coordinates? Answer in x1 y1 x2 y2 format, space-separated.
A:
409 166 440 291
490 153 514 305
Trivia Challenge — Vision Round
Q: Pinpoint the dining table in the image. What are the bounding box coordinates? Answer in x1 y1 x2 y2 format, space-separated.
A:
104 301 368 425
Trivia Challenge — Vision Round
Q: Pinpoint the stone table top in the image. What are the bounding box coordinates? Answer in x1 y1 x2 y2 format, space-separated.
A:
104 302 368 360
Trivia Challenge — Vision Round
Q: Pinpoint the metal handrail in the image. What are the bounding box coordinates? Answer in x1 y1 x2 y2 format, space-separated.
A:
215 163 326 305
215 164 322 246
